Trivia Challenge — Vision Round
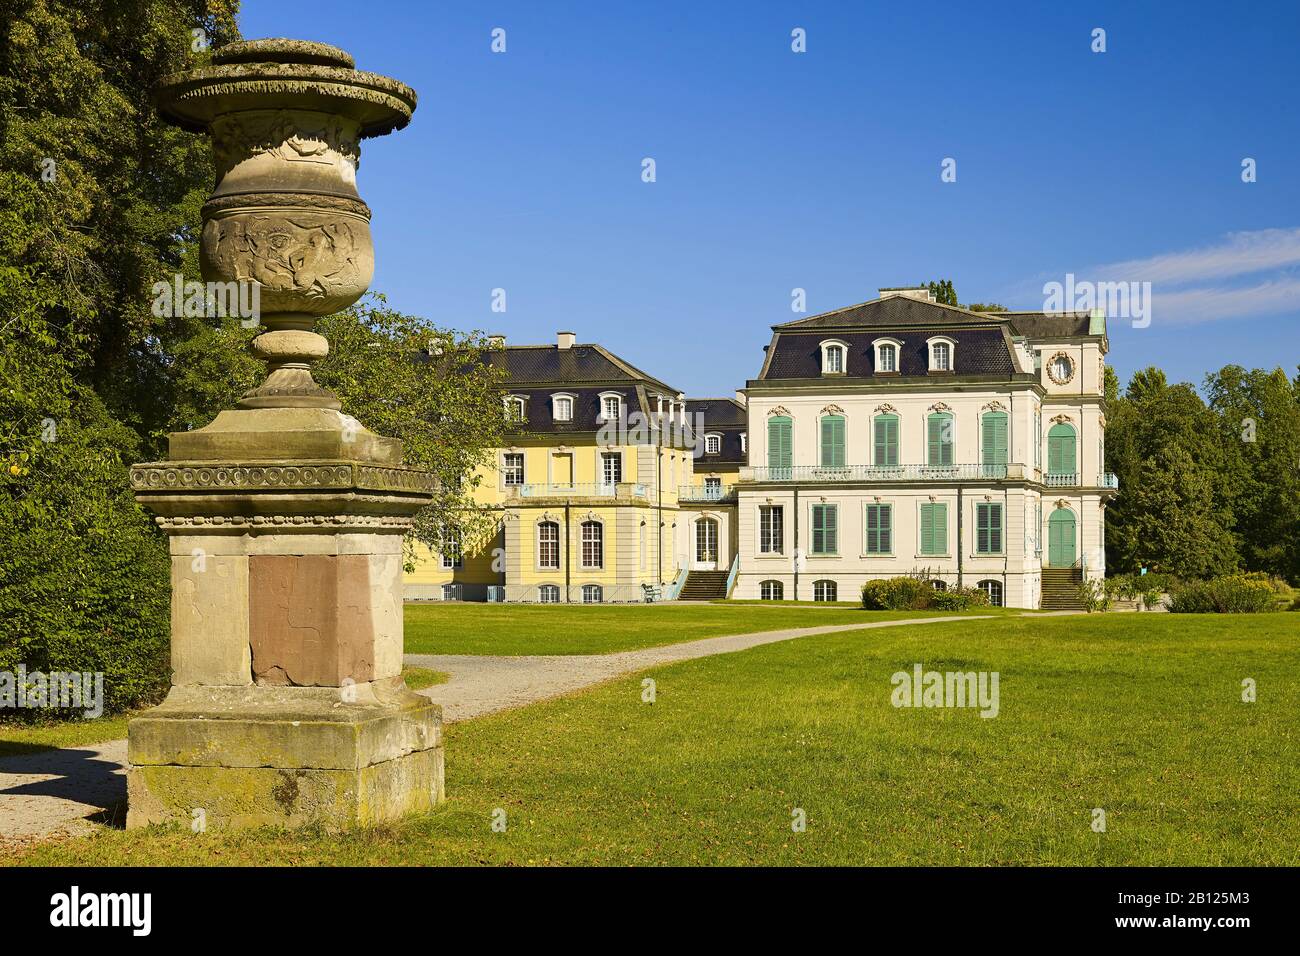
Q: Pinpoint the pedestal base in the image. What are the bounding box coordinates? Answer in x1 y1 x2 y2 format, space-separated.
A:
126 681 443 831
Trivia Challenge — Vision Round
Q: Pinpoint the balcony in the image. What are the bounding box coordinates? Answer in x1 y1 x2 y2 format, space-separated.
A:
1044 472 1121 490
678 484 737 503
509 482 649 500
742 464 1011 483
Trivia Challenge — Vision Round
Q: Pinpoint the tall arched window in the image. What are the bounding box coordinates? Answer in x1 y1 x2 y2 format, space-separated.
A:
819 415 845 468
981 411 1008 466
580 520 603 569
538 521 560 570
927 412 954 467
768 415 792 475
873 414 899 467
1047 423 1077 478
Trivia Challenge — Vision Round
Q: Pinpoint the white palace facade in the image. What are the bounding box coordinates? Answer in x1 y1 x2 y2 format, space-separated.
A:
408 287 1117 609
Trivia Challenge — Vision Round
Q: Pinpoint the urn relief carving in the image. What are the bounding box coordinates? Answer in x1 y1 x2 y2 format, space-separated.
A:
154 39 416 409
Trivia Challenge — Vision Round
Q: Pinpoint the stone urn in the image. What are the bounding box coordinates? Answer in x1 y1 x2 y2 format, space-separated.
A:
126 40 443 830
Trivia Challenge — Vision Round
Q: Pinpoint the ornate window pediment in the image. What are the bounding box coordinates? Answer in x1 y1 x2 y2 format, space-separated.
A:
874 403 898 415
929 402 952 413
767 405 791 417
820 403 846 416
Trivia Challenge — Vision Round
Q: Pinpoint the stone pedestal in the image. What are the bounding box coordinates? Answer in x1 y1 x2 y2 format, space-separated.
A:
126 416 442 829
129 39 436 830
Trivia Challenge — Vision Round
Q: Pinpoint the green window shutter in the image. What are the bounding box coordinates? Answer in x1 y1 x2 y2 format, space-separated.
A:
874 415 898 467
982 412 1008 465
976 503 1003 554
821 416 845 468
812 504 838 554
920 503 947 555
1047 423 1076 475
768 416 792 471
866 504 892 554
928 414 953 466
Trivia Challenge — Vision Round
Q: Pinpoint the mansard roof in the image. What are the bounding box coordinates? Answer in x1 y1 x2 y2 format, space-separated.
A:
487 343 678 395
686 398 747 465
757 327 1021 381
774 295 1100 339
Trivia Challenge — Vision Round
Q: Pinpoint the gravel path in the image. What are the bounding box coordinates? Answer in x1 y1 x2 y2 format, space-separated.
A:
1 613 999 845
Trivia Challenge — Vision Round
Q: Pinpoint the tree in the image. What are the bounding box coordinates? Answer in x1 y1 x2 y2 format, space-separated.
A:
1205 365 1300 581
315 297 507 559
965 302 1009 312
1104 369 1239 577
926 279 958 306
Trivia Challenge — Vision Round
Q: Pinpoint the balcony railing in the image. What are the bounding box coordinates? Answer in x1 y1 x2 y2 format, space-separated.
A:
678 484 735 502
1045 472 1120 490
512 482 648 499
1098 472 1119 490
743 464 1010 483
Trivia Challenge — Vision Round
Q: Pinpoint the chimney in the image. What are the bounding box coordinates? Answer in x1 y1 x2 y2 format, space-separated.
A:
487 333 506 349
734 390 747 405
878 286 935 303
557 331 575 350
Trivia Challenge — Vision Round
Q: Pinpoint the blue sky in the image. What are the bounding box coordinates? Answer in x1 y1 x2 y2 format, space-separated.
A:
241 0 1299 396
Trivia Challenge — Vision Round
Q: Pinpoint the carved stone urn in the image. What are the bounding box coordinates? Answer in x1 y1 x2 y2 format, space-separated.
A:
126 40 442 830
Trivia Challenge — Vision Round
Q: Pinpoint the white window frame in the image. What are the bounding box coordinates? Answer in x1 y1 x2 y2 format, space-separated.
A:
581 583 603 604
503 394 528 421
926 336 957 372
872 337 904 374
760 580 784 600
704 433 722 455
597 391 623 422
537 520 560 571
740 433 747 454
551 392 577 422
502 452 525 487
759 504 784 555
819 339 849 376
539 584 560 604
813 580 838 602
580 519 603 569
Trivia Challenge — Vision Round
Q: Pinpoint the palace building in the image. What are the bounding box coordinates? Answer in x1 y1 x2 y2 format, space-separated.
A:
406 287 1117 609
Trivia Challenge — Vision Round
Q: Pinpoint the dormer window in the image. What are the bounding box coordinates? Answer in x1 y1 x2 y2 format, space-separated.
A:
819 339 849 376
927 336 956 373
552 393 575 422
740 433 747 454
598 392 623 421
504 395 527 422
872 337 903 374
704 433 721 455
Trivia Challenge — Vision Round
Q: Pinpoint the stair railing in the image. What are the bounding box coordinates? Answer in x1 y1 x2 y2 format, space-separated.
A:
724 554 740 599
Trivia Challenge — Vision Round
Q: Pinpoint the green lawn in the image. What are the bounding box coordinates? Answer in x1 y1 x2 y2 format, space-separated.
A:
404 601 1006 655
13 613 1298 866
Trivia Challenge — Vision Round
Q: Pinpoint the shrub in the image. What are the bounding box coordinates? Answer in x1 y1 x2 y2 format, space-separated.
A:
862 577 989 611
1077 579 1111 613
1168 575 1277 614
930 587 990 611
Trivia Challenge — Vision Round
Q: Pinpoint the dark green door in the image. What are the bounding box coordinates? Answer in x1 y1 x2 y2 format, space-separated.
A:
1047 510 1076 567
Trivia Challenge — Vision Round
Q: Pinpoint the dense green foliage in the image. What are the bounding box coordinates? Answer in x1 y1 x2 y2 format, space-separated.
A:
1168 574 1291 614
1104 364 1300 582
1 2 504 718
860 573 990 611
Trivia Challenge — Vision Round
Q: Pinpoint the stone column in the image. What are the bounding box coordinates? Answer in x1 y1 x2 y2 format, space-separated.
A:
126 39 442 830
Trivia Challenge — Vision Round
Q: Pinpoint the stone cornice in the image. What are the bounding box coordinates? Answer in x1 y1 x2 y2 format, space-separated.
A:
130 461 438 496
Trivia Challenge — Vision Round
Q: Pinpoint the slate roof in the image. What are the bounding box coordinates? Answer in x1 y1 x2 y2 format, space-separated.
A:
686 398 747 465
487 343 682 437
758 328 1019 381
756 295 1103 383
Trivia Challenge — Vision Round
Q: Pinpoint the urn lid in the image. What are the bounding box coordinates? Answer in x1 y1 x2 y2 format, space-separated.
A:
154 37 417 139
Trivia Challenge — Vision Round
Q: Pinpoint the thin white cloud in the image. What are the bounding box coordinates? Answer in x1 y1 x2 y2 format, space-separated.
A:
1146 277 1300 326
1010 228 1300 326
1090 228 1300 285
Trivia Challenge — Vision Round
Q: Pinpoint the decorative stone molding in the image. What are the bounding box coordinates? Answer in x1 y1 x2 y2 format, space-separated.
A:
873 403 897 415
820 404 846 416
129 462 438 495
154 513 415 531
982 400 1007 412
928 402 952 413
767 405 791 417
1055 499 1071 509
1047 351 1076 385
1050 414 1075 425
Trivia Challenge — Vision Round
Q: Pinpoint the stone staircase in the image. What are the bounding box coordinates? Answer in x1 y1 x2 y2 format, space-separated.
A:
678 570 730 601
1041 567 1084 610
